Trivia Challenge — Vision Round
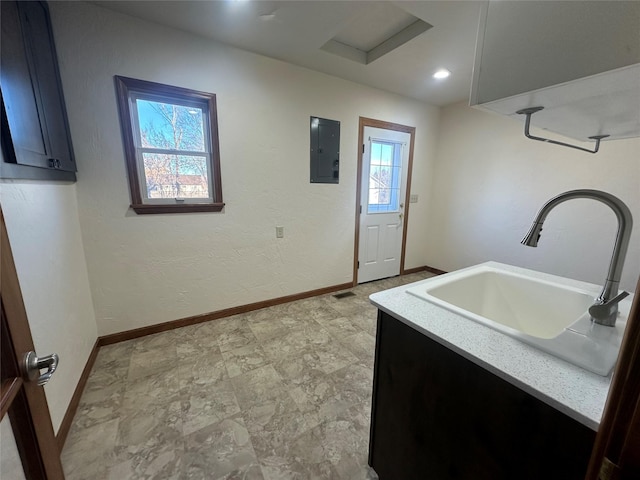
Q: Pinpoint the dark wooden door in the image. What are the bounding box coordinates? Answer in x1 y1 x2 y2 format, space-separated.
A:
1 209 65 479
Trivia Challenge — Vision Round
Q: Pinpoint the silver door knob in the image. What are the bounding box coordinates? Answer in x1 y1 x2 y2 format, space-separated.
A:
22 351 59 386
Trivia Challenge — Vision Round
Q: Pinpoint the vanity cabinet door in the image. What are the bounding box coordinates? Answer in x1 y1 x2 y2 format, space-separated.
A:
1 1 76 173
368 311 595 480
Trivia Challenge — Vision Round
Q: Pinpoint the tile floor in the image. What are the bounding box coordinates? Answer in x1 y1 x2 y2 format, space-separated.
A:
61 272 434 480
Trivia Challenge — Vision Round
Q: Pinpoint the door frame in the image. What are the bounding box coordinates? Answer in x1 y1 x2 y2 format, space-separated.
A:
353 117 416 286
1 208 65 479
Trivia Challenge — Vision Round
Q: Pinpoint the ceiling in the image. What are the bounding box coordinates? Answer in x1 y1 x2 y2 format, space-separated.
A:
92 1 486 107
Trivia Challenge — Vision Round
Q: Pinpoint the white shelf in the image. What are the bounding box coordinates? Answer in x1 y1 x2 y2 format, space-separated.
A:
475 64 640 142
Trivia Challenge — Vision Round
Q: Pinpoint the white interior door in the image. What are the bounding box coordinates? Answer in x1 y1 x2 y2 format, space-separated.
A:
358 127 410 283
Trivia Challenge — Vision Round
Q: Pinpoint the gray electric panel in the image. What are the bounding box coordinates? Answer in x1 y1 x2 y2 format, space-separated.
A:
310 116 340 184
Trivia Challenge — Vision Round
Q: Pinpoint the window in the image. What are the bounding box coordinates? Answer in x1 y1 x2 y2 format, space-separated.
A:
367 139 403 213
115 76 223 214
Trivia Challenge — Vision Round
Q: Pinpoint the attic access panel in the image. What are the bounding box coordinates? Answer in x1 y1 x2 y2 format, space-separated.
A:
310 116 340 184
320 3 432 65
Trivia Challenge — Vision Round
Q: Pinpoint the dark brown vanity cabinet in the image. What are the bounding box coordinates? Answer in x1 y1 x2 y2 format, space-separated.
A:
1 0 76 180
369 310 595 480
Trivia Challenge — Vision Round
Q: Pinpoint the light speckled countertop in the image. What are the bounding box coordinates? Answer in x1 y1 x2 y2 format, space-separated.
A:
369 261 628 431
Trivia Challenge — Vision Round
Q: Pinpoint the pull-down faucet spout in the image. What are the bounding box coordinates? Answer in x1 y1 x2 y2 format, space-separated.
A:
521 189 633 327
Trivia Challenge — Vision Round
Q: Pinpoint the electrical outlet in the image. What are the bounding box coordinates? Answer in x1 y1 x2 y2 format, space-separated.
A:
410 194 419 203
276 226 284 238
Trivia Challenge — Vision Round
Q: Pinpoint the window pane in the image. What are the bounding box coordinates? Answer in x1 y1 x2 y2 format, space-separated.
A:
379 144 393 166
136 99 206 152
142 153 210 199
367 141 402 213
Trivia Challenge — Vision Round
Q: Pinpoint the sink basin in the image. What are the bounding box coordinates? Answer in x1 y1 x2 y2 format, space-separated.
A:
406 263 630 376
418 268 594 339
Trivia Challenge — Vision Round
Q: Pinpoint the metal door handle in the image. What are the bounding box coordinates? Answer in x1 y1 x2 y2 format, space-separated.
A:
22 351 59 386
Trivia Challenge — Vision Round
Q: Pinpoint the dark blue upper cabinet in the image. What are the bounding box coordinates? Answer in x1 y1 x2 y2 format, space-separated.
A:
1 1 76 179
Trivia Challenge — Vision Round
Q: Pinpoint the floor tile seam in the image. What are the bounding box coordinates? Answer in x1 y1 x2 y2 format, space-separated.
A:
222 358 244 380
180 412 264 473
62 424 122 464
114 422 186 454
119 394 184 417
257 333 334 359
178 376 237 397
260 341 337 367
85 368 130 383
124 359 183 382
274 318 329 334
80 384 128 404
322 324 367 342
289 320 336 338
178 376 232 393
75 398 125 420
282 386 348 418
247 417 320 466
268 338 360 368
238 388 308 430
220 339 267 356
63 412 122 437
249 319 287 340
250 420 368 477
176 347 226 362
91 360 133 373
288 389 362 425
283 304 344 321
227 366 294 408
276 369 335 391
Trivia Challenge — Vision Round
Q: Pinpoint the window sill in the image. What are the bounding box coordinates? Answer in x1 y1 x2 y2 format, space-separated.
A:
130 203 225 214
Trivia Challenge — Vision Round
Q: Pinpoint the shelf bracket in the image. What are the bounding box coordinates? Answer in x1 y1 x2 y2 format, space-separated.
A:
516 106 609 154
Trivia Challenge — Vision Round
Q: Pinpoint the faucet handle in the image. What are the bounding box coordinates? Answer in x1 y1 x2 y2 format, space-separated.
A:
589 291 630 325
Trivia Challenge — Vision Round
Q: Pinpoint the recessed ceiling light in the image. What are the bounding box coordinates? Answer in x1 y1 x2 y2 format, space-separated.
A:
433 69 451 79
259 13 276 21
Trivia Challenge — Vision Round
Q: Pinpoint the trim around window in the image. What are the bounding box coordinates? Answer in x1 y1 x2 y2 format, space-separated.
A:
114 76 224 214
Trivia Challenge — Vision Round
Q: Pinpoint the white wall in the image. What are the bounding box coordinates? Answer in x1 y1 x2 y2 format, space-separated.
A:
428 102 640 292
0 180 98 433
48 2 440 336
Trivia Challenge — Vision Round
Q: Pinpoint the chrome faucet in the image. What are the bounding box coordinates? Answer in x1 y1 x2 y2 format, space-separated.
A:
521 189 633 327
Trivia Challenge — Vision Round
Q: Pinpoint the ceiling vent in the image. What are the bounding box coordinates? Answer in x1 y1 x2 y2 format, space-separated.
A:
321 3 432 65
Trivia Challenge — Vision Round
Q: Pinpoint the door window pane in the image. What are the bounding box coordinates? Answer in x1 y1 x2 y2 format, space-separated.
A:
368 140 402 213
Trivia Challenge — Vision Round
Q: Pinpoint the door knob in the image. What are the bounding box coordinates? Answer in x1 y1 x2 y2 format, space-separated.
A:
22 351 59 386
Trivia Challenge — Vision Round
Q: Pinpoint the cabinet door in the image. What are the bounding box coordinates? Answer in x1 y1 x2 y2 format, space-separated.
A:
471 1 640 105
1 1 76 172
19 1 75 172
1 1 48 169
369 311 596 480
